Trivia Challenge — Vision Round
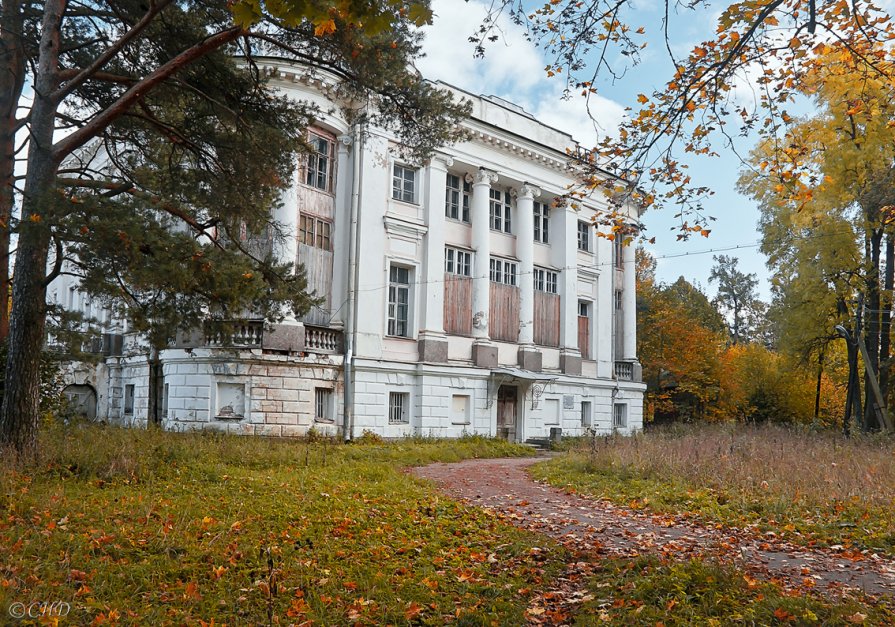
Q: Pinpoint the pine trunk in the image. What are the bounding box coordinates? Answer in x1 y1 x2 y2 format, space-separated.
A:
0 0 64 451
0 0 25 342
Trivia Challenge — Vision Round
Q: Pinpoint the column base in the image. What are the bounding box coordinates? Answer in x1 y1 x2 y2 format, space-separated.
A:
262 321 305 352
517 346 542 372
472 341 498 368
418 332 449 363
560 349 582 376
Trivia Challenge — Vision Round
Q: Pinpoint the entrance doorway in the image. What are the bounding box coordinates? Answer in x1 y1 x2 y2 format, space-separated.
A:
496 385 518 442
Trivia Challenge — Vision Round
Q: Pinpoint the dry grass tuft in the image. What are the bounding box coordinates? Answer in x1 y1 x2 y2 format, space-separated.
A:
535 423 895 550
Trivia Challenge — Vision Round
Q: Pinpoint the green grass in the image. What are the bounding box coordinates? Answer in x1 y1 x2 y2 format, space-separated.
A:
576 556 893 625
531 424 895 553
0 424 561 625
1 423 889 625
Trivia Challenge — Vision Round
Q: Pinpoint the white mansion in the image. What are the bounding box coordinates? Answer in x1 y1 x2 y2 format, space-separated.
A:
53 61 646 441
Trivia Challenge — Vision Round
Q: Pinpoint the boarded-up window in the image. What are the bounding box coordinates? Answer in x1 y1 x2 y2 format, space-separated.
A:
578 300 591 360
298 243 334 326
490 282 520 342
443 274 472 336
534 292 560 347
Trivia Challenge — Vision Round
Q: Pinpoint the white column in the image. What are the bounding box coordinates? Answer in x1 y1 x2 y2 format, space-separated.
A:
471 168 497 342
558 207 579 352
419 155 452 339
273 160 301 323
329 134 353 328
516 184 539 345
622 239 637 360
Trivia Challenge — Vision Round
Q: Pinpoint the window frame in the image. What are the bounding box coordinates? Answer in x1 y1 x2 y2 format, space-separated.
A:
534 202 550 244
445 174 471 223
392 163 417 204
445 247 472 277
489 188 512 234
577 220 591 252
451 394 471 425
299 214 333 251
315 388 334 423
581 400 593 427
534 267 558 294
613 403 628 429
490 257 518 286
387 264 412 338
305 132 336 193
388 391 410 424
124 384 135 416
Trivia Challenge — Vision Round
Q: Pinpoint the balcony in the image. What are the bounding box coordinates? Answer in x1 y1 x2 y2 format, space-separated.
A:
195 320 342 355
614 360 641 382
204 320 264 348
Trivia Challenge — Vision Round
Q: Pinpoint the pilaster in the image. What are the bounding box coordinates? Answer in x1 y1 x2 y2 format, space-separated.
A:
418 154 452 363
471 168 498 367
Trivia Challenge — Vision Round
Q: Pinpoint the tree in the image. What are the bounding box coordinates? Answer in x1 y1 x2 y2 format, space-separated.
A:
0 0 469 451
739 41 895 431
476 1 895 238
636 251 726 422
708 255 763 345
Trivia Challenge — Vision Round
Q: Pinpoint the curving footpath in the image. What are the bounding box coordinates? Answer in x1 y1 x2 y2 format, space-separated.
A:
413 456 895 621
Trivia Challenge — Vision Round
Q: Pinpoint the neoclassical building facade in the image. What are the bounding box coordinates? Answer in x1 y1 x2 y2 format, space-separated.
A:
52 61 645 441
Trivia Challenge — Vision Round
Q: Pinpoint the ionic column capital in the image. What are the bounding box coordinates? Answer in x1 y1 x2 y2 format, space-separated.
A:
474 168 498 186
519 183 541 200
430 153 454 170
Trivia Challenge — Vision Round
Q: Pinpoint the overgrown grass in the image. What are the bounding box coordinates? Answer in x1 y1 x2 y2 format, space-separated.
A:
0 424 559 625
532 423 895 552
576 555 894 625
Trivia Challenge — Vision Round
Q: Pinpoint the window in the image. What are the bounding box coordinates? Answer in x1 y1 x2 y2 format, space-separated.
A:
315 388 333 422
451 394 470 425
613 403 628 429
579 301 591 317
545 398 560 425
388 265 411 337
614 237 624 269
445 247 472 276
577 221 591 252
305 133 335 192
534 267 558 294
445 174 471 222
489 258 517 285
392 164 417 203
581 400 593 427
489 188 512 233
389 392 409 424
124 384 135 415
299 214 332 250
534 202 550 243
615 289 623 311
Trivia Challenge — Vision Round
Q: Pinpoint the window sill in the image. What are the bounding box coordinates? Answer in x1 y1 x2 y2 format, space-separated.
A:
215 414 244 421
300 183 335 197
385 334 416 342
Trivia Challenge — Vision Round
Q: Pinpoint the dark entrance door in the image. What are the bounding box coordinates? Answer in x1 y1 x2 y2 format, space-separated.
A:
497 385 518 442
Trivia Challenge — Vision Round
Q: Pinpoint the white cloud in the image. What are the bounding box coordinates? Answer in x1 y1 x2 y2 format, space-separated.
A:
418 0 627 146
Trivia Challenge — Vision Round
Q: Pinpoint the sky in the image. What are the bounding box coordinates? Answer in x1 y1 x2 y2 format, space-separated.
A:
417 0 773 299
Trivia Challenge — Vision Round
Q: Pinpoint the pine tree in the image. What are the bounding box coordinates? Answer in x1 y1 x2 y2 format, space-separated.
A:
0 0 468 451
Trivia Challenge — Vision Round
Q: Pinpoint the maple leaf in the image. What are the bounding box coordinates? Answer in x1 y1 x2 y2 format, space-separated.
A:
313 18 337 37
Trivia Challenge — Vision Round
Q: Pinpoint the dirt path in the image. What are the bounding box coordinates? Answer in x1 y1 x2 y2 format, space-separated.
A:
412 457 895 604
